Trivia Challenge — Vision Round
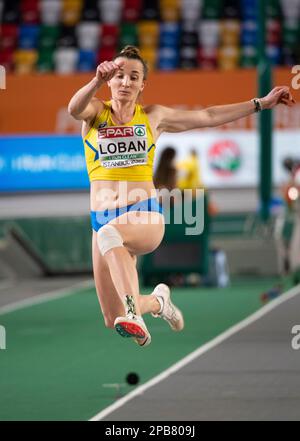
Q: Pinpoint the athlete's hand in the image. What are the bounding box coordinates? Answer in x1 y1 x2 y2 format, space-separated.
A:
261 86 296 110
95 60 125 84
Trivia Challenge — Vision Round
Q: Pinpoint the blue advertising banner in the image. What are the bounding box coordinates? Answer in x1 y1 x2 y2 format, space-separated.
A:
0 135 89 192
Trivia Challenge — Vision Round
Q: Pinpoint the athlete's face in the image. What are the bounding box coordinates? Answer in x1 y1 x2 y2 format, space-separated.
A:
108 58 145 102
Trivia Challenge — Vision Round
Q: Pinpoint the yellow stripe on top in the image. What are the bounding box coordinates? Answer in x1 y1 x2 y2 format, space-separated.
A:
83 101 156 182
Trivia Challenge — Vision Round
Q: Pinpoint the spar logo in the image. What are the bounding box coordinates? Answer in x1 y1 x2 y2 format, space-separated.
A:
98 126 134 139
98 125 146 140
208 140 242 177
134 126 145 137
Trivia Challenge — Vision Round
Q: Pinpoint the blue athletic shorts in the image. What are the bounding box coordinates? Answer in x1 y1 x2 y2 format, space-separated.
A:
90 198 163 232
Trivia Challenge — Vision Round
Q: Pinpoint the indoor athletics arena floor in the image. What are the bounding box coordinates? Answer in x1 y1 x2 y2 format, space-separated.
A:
0 191 299 421
0 276 299 421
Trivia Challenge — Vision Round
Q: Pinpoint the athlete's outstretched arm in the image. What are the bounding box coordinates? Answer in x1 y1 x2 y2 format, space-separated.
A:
68 60 123 122
150 86 295 134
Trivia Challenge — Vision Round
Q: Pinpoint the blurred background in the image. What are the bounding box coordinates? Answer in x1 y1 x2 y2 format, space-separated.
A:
1 0 300 421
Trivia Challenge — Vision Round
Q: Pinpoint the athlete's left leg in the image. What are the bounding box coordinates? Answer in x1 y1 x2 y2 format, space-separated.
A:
97 211 184 346
92 231 160 327
95 211 164 345
110 212 184 334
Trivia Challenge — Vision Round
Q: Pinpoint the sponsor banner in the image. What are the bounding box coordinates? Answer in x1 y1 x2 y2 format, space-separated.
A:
0 131 299 192
156 130 300 188
0 135 88 192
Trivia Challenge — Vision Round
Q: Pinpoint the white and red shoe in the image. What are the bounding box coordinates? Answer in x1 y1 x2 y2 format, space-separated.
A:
114 295 151 347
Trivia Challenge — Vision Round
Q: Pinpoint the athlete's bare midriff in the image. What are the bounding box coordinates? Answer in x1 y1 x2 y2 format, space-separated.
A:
90 180 158 211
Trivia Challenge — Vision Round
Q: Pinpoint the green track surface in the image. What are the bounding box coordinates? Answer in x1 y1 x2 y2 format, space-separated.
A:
0 278 291 421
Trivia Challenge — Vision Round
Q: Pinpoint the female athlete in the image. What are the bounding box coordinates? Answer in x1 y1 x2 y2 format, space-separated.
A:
68 45 295 347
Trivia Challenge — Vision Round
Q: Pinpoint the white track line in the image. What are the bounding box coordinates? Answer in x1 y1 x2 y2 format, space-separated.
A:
0 279 94 316
90 283 300 421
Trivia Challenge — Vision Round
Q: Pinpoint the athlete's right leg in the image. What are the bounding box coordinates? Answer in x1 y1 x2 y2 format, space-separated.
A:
92 231 160 327
92 231 125 329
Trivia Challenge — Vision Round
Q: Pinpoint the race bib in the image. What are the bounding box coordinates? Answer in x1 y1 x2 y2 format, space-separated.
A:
97 125 148 169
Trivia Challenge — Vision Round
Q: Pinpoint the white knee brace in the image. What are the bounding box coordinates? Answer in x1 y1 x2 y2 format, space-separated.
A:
97 224 124 256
